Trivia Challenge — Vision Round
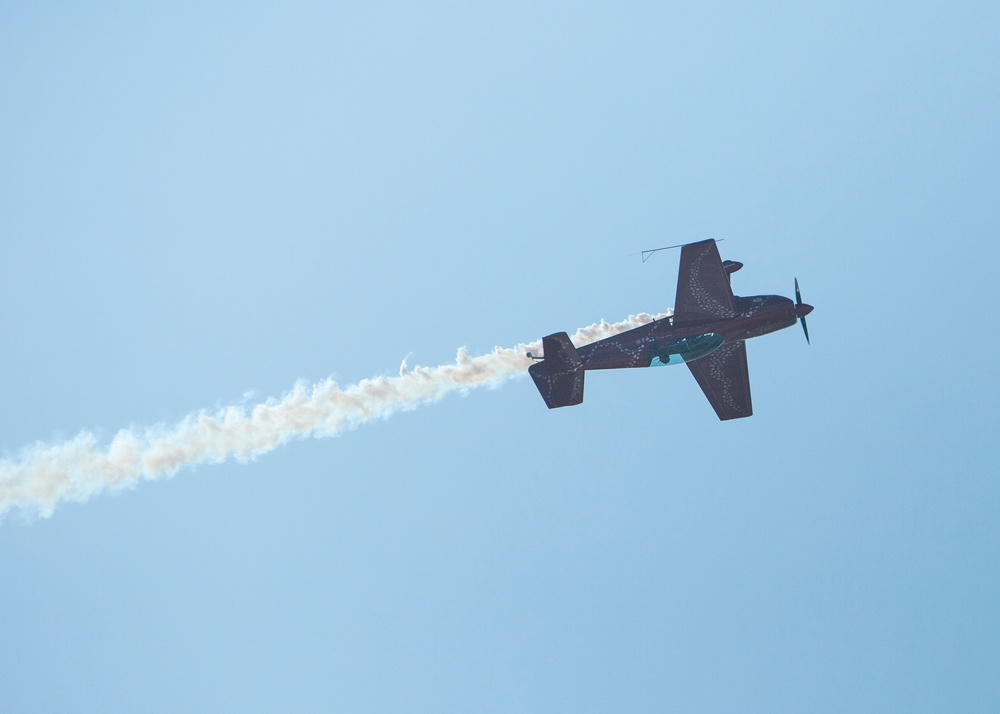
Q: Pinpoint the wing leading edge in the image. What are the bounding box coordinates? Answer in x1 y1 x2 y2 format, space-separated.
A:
686 340 753 420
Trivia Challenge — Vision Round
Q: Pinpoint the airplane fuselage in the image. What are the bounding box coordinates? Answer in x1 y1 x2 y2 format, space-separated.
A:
577 294 800 371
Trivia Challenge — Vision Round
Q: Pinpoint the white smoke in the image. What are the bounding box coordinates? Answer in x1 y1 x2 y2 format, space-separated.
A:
1 313 667 520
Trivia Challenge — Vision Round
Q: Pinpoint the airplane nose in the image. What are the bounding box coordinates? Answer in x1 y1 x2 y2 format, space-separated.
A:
795 303 813 318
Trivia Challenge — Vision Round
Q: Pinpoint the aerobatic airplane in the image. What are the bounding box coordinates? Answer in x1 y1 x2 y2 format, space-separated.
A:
527 239 813 420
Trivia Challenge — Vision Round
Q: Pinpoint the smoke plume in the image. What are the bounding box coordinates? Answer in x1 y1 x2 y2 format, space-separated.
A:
1 313 666 520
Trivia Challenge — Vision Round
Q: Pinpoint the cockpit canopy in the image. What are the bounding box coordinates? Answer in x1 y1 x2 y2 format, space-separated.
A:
650 333 725 367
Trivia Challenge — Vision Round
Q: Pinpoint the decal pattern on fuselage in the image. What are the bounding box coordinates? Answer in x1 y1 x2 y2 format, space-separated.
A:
576 325 659 369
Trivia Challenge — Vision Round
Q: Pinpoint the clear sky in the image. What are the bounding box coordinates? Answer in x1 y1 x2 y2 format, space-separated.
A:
2 2 998 711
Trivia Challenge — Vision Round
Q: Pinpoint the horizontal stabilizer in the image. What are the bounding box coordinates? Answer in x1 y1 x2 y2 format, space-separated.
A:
540 332 582 370
528 332 585 408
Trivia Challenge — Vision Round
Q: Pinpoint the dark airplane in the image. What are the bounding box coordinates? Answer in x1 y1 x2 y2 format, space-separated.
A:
527 239 813 420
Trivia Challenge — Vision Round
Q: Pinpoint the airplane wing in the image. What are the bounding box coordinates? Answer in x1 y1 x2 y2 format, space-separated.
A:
686 340 753 420
673 239 737 327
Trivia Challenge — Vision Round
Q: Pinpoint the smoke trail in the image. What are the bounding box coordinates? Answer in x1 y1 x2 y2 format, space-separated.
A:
1 313 667 520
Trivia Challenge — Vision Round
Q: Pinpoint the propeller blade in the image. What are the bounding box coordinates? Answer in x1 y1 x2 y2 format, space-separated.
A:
795 278 810 344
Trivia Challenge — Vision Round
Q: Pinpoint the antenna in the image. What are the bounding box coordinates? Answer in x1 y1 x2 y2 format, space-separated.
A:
640 239 724 262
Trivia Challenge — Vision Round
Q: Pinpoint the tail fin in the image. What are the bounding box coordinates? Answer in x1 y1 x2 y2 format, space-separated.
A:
528 332 585 408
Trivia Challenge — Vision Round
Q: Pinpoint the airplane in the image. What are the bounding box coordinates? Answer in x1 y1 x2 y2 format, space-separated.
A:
527 239 813 420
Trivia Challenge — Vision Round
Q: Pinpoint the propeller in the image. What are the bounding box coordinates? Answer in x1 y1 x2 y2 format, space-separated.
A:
794 278 813 344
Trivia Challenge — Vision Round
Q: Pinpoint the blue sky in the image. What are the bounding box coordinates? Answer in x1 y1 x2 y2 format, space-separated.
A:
2 2 998 711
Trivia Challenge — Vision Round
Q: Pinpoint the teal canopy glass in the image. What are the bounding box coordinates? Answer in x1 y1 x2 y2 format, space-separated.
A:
649 333 725 367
